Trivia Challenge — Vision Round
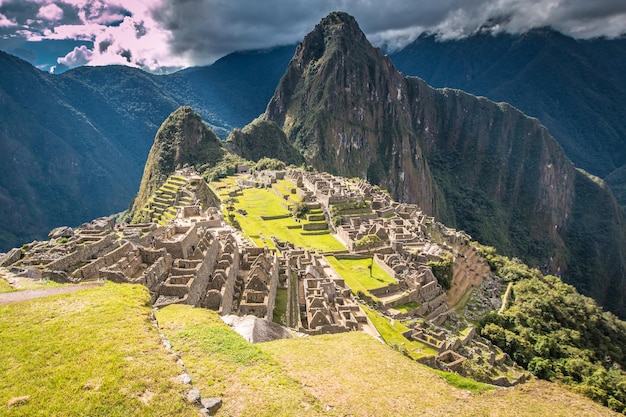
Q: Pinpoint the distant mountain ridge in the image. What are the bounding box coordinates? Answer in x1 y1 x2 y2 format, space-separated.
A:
390 29 626 206
0 47 292 250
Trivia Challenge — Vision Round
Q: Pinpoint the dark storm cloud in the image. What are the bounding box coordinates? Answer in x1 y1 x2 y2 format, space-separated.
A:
1 0 625 72
152 0 626 66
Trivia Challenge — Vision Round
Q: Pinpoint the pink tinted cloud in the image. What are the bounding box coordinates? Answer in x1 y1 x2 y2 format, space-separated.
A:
0 12 17 27
58 44 92 66
36 4 64 21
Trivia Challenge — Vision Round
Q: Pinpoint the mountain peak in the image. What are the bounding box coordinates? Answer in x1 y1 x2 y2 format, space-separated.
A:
296 11 370 68
127 106 224 222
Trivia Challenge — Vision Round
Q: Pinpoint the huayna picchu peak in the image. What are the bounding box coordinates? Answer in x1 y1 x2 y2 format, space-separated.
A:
245 11 626 319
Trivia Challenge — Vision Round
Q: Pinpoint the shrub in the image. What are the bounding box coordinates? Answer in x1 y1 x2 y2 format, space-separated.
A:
427 256 454 290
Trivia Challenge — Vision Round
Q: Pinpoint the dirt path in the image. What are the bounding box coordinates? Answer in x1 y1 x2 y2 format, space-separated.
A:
0 283 104 305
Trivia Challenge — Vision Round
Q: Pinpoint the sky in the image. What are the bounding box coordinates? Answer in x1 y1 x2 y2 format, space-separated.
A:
0 0 625 74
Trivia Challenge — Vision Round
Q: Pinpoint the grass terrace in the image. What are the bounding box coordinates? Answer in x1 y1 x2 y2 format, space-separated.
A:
210 176 345 252
325 256 397 298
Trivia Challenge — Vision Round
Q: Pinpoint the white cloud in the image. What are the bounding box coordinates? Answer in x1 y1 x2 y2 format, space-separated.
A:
57 44 92 66
36 4 64 21
0 12 17 27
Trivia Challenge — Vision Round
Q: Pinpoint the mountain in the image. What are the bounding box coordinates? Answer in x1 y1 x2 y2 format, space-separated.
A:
0 52 175 251
389 29 626 207
127 106 228 222
251 12 626 317
0 47 291 251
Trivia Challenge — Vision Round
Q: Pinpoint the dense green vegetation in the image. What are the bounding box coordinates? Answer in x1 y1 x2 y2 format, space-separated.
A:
478 246 626 413
427 255 454 290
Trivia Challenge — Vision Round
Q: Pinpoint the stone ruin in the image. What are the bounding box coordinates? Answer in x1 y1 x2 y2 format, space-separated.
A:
0 167 528 385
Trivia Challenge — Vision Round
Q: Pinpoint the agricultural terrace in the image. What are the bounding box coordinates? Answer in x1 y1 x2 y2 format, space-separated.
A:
210 176 345 252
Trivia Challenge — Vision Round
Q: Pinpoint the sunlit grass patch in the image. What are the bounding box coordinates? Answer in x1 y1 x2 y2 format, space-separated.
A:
0 283 197 416
155 304 328 417
325 256 396 295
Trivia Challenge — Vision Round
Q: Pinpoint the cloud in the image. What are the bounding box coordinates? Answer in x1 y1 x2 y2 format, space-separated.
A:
151 0 626 66
0 12 17 27
1 0 626 72
57 43 92 66
36 4 64 21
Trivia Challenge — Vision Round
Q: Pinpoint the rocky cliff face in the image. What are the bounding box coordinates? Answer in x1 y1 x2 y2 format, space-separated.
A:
265 12 434 212
259 12 626 316
128 106 224 222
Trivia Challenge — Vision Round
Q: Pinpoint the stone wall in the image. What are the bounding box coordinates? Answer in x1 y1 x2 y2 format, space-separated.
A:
44 233 116 277
72 241 133 281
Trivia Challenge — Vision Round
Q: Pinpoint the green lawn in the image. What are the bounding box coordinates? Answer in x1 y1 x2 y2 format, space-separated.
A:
212 178 345 252
0 283 198 416
325 256 397 295
391 301 422 314
155 305 328 417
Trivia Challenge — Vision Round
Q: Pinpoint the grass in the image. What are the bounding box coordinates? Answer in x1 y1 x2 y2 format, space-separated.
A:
361 305 438 359
0 274 15 293
433 370 493 394
260 331 613 416
154 304 328 417
2 281 616 416
325 256 397 295
0 283 198 416
392 301 422 313
273 287 288 325
211 177 345 252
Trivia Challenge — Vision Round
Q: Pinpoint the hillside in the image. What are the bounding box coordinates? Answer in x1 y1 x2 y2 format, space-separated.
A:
389 29 626 207
127 106 228 222
0 47 290 251
256 12 626 317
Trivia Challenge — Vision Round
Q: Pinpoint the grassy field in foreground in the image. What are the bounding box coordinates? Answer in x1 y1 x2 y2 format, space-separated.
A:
1 282 617 416
211 177 345 252
261 331 618 417
325 256 397 295
155 304 329 417
0 283 198 417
